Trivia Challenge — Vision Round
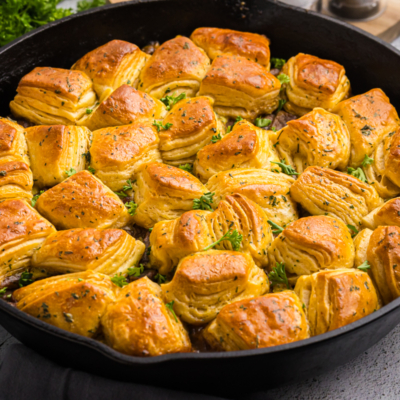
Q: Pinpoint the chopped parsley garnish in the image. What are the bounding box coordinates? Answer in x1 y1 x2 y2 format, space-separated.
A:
125 201 138 216
111 273 128 287
155 273 166 284
254 117 271 128
179 164 193 173
86 108 93 114
357 260 371 272
160 93 186 110
31 190 45 207
271 160 299 176
19 271 33 287
211 133 222 143
267 220 284 235
277 99 287 112
361 154 374 167
347 224 359 237
0 287 7 295
277 73 290 85
166 300 178 322
153 121 173 132
269 262 290 289
347 167 367 183
193 192 214 211
115 179 135 198
65 167 76 177
127 264 144 277
87 166 96 174
271 58 286 69
202 229 243 252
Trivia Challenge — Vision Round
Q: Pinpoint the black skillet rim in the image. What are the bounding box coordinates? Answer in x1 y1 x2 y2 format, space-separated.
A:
0 0 400 365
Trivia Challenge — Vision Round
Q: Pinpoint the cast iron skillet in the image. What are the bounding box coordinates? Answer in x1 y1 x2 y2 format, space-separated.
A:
0 0 400 397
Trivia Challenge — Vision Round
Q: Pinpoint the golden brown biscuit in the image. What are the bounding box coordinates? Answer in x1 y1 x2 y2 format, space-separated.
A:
367 226 400 304
203 291 309 351
101 277 191 356
31 228 145 276
353 228 373 267
198 55 280 119
149 193 272 274
132 162 207 229
190 27 271 68
268 216 355 284
159 96 224 167
138 36 210 99
10 67 97 125
0 118 29 164
295 269 379 336
291 167 383 228
35 170 131 230
282 53 350 116
362 198 400 229
90 122 162 191
0 157 33 201
0 199 56 282
193 120 280 182
363 128 400 198
335 89 399 167
14 270 116 338
274 108 350 173
25 125 90 189
80 85 167 131
162 250 269 325
72 40 150 101
206 168 298 228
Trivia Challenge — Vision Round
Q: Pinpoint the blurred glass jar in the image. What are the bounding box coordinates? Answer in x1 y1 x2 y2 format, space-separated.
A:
328 0 387 20
278 0 322 11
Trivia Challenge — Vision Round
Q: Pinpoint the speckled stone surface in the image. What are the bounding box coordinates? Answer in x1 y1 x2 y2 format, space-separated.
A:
5 1 400 398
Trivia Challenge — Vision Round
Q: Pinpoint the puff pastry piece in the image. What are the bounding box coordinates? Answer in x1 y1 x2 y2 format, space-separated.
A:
206 168 298 228
14 270 116 338
35 171 131 230
132 162 207 229
90 121 162 191
295 269 379 336
0 118 29 164
31 228 145 276
138 36 210 99
282 53 350 116
190 27 271 68
149 193 273 274
335 89 399 167
193 120 280 182
362 198 400 230
367 226 400 304
291 167 383 228
25 125 90 189
159 96 224 166
363 128 400 198
10 67 97 126
353 228 373 267
203 291 309 351
162 250 269 325
0 199 56 282
198 55 280 119
80 85 167 131
0 157 33 201
268 216 355 284
274 108 350 173
72 40 150 101
101 277 191 356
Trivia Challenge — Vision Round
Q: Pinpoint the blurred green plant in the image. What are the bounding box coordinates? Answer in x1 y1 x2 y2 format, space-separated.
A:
0 0 106 47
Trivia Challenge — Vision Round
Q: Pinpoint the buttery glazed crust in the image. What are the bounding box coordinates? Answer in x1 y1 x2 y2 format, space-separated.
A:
72 40 150 101
275 108 351 173
362 198 400 230
138 36 210 99
0 118 29 164
268 216 355 284
101 277 191 356
295 269 379 336
291 166 383 228
190 27 271 68
14 270 116 338
159 96 224 166
10 67 97 125
367 226 400 304
35 170 131 230
25 125 90 189
198 55 280 118
0 199 56 282
363 128 400 199
32 228 145 276
282 53 350 116
206 168 298 228
0 157 33 201
149 194 273 274
90 121 162 191
81 85 167 131
334 89 400 168
132 162 207 229
193 120 280 182
203 291 309 351
162 250 269 325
